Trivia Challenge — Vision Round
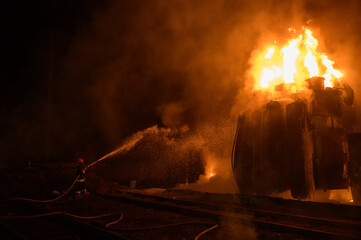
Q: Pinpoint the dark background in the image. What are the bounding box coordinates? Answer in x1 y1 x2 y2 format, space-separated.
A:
1 0 104 165
1 0 361 168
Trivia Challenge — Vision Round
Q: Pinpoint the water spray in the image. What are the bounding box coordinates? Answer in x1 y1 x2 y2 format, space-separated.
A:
87 125 158 168
87 133 143 168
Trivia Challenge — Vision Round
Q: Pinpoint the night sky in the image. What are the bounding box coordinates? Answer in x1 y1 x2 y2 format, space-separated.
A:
2 0 361 167
2 0 105 164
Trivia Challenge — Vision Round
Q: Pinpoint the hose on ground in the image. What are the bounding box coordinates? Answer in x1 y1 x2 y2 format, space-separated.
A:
194 224 219 240
0 211 123 228
1 175 80 203
0 211 217 239
108 221 214 231
1 142 219 239
0 211 121 220
108 221 218 240
2 147 120 203
3 137 141 203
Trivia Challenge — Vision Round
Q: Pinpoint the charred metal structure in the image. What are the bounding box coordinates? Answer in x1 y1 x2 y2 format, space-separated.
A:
232 77 361 203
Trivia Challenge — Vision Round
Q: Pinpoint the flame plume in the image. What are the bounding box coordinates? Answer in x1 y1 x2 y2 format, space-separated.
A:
251 28 343 92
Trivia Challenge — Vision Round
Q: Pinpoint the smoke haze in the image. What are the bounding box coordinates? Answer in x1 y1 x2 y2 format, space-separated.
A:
2 0 361 192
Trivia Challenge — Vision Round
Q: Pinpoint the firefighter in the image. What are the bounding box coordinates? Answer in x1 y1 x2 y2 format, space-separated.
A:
75 157 89 196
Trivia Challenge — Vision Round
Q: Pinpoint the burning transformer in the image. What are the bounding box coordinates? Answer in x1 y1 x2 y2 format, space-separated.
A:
231 28 361 203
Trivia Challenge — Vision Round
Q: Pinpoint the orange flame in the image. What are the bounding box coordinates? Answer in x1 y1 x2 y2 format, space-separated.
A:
251 28 342 92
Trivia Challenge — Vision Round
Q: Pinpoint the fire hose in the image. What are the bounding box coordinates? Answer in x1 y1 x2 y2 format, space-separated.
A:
108 222 218 239
1 153 109 203
1 140 219 238
1 170 218 239
0 211 218 240
1 175 80 203
0 212 123 228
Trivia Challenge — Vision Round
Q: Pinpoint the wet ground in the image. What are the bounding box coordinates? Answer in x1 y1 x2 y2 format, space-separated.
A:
1 168 357 239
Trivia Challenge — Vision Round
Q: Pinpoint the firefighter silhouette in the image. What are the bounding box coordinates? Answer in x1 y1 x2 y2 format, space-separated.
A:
75 157 88 195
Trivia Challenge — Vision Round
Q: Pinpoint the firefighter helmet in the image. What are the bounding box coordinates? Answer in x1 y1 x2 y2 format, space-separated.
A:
77 157 84 164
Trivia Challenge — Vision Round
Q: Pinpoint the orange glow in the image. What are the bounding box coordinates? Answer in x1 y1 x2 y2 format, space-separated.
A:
321 55 343 88
329 188 353 204
264 47 275 59
282 36 301 84
251 28 342 92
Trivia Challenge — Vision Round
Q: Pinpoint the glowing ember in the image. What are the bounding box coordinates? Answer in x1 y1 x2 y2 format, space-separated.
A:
251 27 343 92
329 188 354 204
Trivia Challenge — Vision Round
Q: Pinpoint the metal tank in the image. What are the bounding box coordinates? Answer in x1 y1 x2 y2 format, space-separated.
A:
231 77 361 203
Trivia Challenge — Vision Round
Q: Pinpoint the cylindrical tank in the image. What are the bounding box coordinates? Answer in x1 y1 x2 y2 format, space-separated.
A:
232 78 361 202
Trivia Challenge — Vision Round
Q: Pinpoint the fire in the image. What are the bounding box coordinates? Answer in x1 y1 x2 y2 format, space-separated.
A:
282 36 301 84
252 27 343 92
208 171 215 178
264 47 275 59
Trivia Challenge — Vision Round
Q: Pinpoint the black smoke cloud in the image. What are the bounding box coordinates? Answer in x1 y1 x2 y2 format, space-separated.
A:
2 0 361 168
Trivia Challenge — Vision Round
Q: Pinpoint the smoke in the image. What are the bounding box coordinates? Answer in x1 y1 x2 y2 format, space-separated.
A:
60 0 265 140
51 0 361 192
216 219 257 240
157 101 188 132
176 118 240 193
303 0 361 130
230 1 361 117
177 148 240 194
92 125 206 188
2 0 359 196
